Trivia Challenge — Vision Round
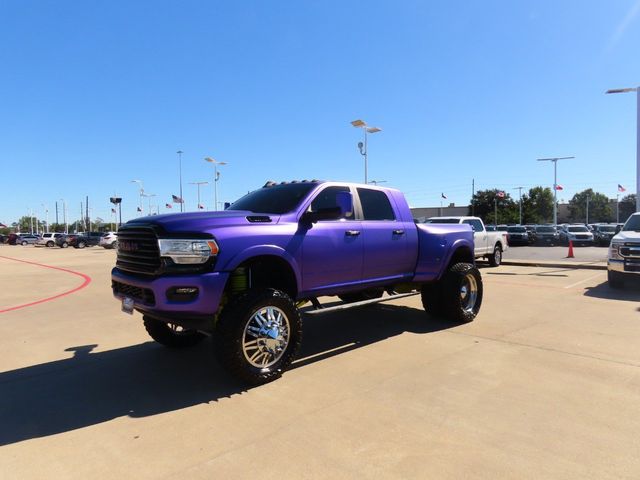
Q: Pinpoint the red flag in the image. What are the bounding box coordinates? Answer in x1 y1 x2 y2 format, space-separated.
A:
555 184 564 191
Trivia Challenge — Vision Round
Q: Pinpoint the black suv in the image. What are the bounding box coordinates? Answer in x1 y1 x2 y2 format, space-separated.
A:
70 231 103 248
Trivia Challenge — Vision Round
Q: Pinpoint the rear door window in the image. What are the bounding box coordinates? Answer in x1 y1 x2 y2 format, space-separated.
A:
357 188 396 221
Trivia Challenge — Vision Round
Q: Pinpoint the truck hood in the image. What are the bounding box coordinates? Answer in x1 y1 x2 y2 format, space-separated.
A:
613 231 640 243
124 210 280 233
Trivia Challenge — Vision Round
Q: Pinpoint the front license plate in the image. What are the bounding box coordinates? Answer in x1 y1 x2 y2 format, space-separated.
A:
122 297 135 315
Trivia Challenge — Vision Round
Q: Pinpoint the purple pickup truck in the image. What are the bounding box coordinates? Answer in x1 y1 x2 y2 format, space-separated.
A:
112 181 482 384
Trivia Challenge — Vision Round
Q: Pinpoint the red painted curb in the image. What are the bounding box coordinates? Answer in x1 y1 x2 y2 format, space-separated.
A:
0 255 92 313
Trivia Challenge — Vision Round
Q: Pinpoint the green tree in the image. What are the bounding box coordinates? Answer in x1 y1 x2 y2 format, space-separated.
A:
568 189 612 223
469 189 518 225
522 186 554 224
618 194 637 223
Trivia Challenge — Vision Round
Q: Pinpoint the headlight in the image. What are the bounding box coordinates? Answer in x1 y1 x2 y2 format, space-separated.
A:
609 241 623 260
158 239 219 264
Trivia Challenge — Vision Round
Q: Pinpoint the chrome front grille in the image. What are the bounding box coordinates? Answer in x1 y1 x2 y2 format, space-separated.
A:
116 226 161 275
620 244 640 259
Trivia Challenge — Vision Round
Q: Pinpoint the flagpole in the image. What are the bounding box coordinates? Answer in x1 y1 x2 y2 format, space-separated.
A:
617 194 620 223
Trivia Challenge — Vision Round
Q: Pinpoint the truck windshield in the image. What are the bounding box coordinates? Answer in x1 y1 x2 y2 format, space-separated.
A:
424 218 459 224
598 226 616 232
507 227 526 233
227 183 317 214
536 227 555 233
568 226 588 232
623 215 640 231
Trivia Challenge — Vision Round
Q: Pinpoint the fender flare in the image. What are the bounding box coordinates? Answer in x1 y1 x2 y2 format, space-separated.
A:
438 238 474 278
220 245 302 293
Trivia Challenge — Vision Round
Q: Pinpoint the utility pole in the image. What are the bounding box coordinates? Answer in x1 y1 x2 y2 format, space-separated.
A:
204 157 228 211
514 186 524 225
55 201 59 225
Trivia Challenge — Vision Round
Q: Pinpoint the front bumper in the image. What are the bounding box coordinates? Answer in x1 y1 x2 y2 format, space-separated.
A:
608 258 640 275
111 267 230 322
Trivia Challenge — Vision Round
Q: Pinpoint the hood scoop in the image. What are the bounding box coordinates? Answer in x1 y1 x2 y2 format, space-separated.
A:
246 215 273 223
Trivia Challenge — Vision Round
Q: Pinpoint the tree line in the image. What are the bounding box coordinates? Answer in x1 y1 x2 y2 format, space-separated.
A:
469 187 636 225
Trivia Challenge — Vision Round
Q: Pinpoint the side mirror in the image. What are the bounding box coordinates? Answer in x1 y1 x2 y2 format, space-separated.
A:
301 207 342 224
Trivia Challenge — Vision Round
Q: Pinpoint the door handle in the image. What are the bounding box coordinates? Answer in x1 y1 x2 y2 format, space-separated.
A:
345 230 361 237
393 230 405 235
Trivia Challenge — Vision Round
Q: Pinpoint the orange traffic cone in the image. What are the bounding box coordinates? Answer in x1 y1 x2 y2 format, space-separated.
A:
566 240 575 258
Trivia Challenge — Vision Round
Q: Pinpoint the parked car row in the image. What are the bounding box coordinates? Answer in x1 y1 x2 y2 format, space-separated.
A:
1 231 118 249
483 223 623 247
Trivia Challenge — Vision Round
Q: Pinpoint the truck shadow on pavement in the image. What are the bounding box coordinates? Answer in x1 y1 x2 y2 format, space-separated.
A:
0 304 457 446
584 281 640 302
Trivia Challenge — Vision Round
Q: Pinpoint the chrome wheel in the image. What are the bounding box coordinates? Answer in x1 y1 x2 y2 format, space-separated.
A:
494 248 501 265
242 306 290 368
460 273 478 313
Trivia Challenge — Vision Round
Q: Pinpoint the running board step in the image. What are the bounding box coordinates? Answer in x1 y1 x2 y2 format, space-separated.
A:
302 292 419 316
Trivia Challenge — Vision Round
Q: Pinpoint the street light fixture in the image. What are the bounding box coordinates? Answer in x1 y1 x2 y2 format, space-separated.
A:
189 181 209 210
606 86 639 212
351 119 382 184
368 180 387 185
204 157 228 211
537 156 575 225
142 193 157 215
130 179 144 214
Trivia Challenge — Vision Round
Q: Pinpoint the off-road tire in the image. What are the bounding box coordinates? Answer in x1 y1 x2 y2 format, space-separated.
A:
143 315 206 348
488 245 502 267
608 271 625 289
338 289 384 304
421 282 445 317
440 262 483 323
213 288 302 385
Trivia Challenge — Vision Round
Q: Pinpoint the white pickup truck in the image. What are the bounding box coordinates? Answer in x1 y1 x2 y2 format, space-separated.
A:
608 212 640 289
423 216 509 267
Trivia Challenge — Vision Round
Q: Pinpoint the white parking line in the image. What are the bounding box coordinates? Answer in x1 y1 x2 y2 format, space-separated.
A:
563 273 604 289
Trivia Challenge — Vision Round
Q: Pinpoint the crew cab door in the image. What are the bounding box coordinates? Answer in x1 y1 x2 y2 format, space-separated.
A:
463 218 486 256
357 187 416 282
300 186 364 292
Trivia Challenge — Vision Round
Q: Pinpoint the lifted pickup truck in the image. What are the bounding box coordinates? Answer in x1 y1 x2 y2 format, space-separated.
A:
422 216 508 267
112 181 482 384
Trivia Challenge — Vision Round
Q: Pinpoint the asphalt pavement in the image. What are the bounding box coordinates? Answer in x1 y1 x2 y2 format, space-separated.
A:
1 246 640 479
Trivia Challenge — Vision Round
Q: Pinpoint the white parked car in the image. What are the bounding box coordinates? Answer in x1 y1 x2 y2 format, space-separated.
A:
608 213 640 289
36 232 65 247
99 231 118 249
423 216 509 266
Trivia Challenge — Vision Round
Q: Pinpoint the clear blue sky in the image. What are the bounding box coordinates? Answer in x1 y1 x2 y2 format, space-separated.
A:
1 0 639 224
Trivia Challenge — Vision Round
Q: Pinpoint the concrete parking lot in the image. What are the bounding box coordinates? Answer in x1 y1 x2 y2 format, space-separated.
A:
1 246 639 479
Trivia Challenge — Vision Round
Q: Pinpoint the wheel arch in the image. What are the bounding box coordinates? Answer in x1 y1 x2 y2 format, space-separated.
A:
226 254 299 299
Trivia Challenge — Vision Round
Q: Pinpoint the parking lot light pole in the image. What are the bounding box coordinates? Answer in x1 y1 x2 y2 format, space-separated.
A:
131 179 144 215
189 181 209 211
177 150 184 212
513 187 524 224
351 119 382 184
537 156 575 225
59 198 68 234
42 203 49 233
204 157 228 211
606 87 639 212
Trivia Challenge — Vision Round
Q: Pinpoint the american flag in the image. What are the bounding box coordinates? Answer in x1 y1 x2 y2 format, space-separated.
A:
555 184 564 191
618 184 626 192
198 204 204 210
166 203 173 209
441 193 447 199
0 223 7 228
136 206 142 212
172 194 184 204
111 208 116 214
496 191 505 198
